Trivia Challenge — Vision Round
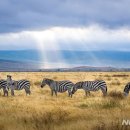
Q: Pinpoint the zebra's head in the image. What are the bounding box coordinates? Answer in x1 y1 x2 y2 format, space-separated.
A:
7 75 12 81
71 82 83 94
11 81 18 89
41 78 46 88
41 78 53 88
71 85 78 94
7 75 13 89
124 83 130 96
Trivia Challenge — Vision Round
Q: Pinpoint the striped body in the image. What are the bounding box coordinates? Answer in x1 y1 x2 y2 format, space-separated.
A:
72 80 107 96
41 78 74 97
124 82 130 96
11 80 31 95
0 80 8 96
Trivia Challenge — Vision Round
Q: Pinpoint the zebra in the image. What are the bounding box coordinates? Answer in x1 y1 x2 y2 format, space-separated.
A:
41 78 74 97
71 80 107 96
124 82 130 96
11 80 31 95
0 80 8 96
7 75 31 96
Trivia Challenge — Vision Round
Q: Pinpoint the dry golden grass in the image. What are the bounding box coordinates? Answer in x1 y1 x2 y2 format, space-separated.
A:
0 72 130 130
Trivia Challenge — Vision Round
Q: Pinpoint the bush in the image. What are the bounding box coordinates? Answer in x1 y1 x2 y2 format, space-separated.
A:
108 91 124 99
78 103 89 109
93 120 129 130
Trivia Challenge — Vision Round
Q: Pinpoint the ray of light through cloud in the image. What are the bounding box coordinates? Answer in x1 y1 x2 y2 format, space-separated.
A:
0 25 130 68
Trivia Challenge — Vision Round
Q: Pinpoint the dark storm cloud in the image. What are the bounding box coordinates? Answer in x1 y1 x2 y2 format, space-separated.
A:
0 0 130 33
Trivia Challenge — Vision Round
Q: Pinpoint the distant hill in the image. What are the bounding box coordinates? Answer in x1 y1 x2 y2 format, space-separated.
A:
0 59 40 71
0 59 130 71
40 66 130 72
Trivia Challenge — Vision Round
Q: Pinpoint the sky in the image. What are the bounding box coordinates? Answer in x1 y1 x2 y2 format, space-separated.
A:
0 0 130 68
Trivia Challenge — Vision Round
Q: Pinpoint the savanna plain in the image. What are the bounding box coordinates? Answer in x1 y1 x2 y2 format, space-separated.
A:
0 72 130 130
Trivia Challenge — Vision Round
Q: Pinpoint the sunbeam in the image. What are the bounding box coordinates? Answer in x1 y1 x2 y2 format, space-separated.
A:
1 25 130 69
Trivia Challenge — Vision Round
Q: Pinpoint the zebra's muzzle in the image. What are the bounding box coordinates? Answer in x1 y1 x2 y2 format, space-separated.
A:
124 92 128 96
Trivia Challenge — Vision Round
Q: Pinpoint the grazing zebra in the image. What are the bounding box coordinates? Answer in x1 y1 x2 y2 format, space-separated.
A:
7 75 31 96
12 80 31 95
0 80 8 96
71 80 107 96
124 82 130 96
41 78 74 97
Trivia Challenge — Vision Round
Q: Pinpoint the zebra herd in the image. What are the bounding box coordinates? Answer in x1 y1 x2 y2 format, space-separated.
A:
0 75 30 96
0 75 130 97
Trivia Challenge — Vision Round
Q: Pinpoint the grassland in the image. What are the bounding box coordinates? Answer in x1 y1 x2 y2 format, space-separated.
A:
0 72 130 130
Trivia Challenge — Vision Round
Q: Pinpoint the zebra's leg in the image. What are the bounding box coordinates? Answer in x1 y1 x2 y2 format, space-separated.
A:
100 86 107 96
25 88 31 95
68 91 72 98
51 90 54 96
54 90 57 96
27 89 31 95
88 91 91 96
68 91 70 97
85 91 90 96
70 92 72 98
28 90 31 95
85 91 88 96
11 89 15 96
4 90 8 96
3 88 8 96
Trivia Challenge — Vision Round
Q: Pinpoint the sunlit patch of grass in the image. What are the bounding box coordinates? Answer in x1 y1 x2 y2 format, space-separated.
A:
110 79 121 86
34 81 41 86
0 72 130 130
106 76 112 81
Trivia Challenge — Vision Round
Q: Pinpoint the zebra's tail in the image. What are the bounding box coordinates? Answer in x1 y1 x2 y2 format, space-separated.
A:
103 84 107 96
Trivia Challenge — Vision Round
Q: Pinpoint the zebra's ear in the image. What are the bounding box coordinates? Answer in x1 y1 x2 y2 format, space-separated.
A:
44 78 47 80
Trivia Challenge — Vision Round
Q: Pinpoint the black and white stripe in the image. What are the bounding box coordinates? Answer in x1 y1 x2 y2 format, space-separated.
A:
72 80 107 96
41 78 74 97
124 82 130 96
11 80 31 95
0 80 8 96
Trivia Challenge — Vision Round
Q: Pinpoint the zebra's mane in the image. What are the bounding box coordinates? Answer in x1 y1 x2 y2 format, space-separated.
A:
44 78 54 85
75 81 84 89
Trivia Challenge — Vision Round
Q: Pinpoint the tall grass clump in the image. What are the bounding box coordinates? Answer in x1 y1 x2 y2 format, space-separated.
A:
101 99 121 109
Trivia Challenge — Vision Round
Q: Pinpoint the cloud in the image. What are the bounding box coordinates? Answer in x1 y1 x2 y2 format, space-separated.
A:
0 0 130 33
0 25 130 51
0 31 37 50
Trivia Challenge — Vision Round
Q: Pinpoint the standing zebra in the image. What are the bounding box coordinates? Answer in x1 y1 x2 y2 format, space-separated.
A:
0 80 8 96
7 75 31 96
124 82 130 96
12 80 31 95
41 78 74 97
71 80 107 96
